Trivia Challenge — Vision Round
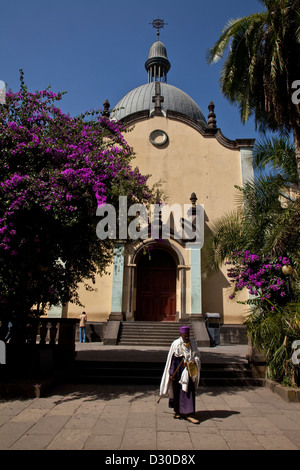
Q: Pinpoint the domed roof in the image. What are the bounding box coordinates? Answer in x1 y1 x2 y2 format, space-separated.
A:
112 82 206 125
111 38 206 125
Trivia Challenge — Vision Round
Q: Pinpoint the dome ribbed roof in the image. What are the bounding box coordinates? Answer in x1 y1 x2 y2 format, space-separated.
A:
111 38 206 125
112 82 206 124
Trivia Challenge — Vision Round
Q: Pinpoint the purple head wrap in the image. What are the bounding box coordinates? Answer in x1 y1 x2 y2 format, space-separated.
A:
180 326 190 334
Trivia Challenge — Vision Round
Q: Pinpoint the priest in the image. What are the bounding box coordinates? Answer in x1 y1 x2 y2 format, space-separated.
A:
159 325 201 424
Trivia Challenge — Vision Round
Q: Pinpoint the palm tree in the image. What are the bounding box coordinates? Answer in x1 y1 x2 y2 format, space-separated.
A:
203 169 298 277
207 0 300 182
254 135 298 183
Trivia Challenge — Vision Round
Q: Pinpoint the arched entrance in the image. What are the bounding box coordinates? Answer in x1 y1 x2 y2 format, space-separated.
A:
136 248 176 321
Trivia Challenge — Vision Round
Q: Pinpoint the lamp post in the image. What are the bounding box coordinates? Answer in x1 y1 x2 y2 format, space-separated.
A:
282 264 293 298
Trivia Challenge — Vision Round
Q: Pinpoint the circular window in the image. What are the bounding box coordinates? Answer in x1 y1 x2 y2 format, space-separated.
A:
149 129 169 147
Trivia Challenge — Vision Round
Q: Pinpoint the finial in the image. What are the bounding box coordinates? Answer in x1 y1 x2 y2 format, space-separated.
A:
102 99 110 117
207 101 217 128
150 17 167 40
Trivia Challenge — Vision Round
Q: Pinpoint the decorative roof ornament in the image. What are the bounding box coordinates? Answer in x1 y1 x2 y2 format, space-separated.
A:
207 101 217 128
102 99 110 117
150 17 168 40
146 19 170 83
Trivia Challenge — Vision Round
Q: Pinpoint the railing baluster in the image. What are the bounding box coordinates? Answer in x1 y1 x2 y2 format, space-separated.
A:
49 321 58 345
39 322 48 345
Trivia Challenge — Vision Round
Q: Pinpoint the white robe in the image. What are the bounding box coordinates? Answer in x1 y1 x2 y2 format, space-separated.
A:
159 337 201 398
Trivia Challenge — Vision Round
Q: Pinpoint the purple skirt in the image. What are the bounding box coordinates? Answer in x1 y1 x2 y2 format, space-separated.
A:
168 354 195 416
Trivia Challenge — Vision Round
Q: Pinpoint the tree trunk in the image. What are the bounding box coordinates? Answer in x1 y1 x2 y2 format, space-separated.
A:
292 125 300 188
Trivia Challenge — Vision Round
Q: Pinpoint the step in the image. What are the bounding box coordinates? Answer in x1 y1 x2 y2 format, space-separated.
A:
68 360 263 387
118 321 195 346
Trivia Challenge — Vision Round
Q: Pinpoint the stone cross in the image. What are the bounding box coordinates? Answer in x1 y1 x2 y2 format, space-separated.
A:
152 82 164 116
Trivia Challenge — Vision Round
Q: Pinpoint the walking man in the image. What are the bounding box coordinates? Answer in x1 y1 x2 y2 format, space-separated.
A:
79 311 87 343
159 325 201 424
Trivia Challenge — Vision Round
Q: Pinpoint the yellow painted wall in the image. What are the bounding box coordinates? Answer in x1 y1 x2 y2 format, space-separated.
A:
67 115 249 324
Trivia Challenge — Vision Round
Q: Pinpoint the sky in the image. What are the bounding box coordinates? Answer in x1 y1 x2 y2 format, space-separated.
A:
1 0 264 142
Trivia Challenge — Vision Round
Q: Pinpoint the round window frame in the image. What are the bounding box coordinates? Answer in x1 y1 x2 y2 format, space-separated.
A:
149 129 169 147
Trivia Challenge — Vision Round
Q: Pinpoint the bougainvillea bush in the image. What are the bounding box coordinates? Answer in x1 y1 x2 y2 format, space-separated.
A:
226 250 293 308
0 72 153 333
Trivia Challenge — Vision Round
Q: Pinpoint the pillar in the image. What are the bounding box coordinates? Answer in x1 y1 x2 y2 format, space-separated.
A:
109 244 125 320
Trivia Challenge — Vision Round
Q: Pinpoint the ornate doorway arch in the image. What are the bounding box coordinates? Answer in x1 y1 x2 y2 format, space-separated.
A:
136 248 176 321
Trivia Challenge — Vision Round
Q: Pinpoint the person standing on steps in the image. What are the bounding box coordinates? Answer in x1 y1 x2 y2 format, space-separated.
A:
79 311 87 343
159 325 201 424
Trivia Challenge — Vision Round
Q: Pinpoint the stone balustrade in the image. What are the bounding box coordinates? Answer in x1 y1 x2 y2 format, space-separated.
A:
37 318 79 347
2 318 79 377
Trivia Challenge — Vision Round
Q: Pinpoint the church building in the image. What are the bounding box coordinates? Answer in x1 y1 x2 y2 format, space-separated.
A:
53 26 255 344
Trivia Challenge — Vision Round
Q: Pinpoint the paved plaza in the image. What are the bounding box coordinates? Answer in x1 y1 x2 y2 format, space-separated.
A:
0 344 300 451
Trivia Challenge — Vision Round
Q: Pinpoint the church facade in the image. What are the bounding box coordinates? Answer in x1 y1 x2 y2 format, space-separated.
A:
52 35 255 331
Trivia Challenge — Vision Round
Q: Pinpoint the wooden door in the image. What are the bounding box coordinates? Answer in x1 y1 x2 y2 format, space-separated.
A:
136 249 176 321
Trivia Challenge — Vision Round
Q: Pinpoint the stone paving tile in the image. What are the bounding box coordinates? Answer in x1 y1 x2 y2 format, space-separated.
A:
238 389 272 403
255 433 299 450
131 401 156 413
198 399 232 411
282 430 300 448
250 402 281 415
47 428 90 450
9 408 47 422
157 431 193 450
27 396 62 410
283 410 300 425
100 404 131 418
126 411 156 428
213 413 249 431
189 426 229 450
74 400 106 415
121 428 157 450
0 414 12 427
224 396 256 408
84 434 123 450
235 406 262 417
10 433 55 450
266 413 300 431
64 412 99 429
219 429 263 450
0 400 32 417
194 410 220 425
0 421 34 449
156 414 189 432
240 416 282 435
92 416 127 435
47 400 83 416
26 415 70 435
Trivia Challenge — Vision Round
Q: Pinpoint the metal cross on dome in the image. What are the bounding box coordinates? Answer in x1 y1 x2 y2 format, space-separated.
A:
150 17 168 39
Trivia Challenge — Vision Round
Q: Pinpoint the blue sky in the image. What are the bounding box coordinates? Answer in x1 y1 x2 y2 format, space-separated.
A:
1 0 263 141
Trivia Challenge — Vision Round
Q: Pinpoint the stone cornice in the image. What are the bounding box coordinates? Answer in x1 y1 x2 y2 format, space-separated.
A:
119 110 255 150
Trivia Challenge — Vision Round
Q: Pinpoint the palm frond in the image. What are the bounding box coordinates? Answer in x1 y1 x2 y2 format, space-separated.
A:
202 209 246 277
254 136 298 182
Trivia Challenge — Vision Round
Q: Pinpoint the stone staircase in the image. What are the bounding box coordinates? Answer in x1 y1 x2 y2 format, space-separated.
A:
68 359 264 387
68 322 264 387
118 321 195 347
